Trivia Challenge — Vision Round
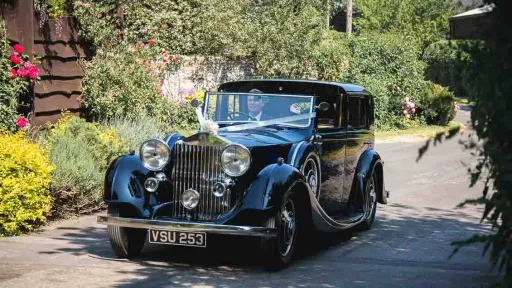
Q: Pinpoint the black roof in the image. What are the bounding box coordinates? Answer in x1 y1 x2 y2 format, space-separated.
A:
220 79 367 93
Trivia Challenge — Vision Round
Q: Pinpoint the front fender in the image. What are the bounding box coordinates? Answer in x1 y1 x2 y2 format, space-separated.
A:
220 162 310 226
354 149 387 204
103 154 152 217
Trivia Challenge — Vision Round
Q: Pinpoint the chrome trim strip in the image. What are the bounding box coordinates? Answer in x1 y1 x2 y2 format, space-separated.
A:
290 141 306 166
97 216 277 237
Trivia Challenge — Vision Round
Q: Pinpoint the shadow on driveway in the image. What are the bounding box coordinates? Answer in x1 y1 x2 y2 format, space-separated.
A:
36 202 500 287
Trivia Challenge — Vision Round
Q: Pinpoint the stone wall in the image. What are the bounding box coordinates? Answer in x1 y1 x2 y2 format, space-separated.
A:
162 56 254 101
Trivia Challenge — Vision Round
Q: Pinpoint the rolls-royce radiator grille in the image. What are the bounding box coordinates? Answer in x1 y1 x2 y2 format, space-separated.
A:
171 143 234 221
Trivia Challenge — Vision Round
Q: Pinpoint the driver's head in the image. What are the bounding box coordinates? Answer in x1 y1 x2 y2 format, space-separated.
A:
247 89 266 116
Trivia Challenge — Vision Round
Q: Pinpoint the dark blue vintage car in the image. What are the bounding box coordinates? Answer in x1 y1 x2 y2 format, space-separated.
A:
97 79 388 269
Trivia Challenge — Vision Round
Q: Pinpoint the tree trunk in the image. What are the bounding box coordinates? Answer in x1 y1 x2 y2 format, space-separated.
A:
346 0 353 35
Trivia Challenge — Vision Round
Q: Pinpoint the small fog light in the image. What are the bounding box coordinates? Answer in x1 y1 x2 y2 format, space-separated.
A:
213 182 226 197
182 189 200 209
144 177 159 192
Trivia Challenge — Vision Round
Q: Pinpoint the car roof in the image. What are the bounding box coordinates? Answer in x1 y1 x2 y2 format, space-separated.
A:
219 79 368 93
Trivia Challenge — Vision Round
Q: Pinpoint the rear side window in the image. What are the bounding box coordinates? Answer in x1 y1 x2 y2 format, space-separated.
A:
348 95 372 128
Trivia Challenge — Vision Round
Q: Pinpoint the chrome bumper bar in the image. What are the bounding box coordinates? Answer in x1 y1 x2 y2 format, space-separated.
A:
97 216 277 237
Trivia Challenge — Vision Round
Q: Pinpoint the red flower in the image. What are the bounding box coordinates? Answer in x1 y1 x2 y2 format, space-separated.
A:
118 34 123 39
162 59 167 63
148 39 156 45
10 54 21 65
16 117 27 128
168 55 173 61
30 81 35 86
17 67 28 77
162 49 167 54
28 67 39 79
13 44 23 54
9 69 17 79
175 56 179 62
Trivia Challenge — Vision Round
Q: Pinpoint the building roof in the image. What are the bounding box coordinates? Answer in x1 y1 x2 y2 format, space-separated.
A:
449 4 495 21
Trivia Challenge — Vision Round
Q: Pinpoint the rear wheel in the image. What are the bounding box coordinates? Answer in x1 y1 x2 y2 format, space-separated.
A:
354 172 378 231
107 206 147 259
261 191 300 270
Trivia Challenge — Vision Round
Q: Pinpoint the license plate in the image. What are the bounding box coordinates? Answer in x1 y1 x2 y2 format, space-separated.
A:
148 230 207 247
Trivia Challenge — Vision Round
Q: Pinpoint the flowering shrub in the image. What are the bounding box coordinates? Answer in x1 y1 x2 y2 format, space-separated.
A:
80 40 182 125
0 21 39 131
45 114 127 216
0 129 54 236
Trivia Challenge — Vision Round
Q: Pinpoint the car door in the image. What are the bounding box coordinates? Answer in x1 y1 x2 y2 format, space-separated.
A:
315 89 347 217
342 94 374 205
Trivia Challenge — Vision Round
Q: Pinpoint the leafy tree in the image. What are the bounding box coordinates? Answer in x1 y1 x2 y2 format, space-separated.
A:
354 0 455 51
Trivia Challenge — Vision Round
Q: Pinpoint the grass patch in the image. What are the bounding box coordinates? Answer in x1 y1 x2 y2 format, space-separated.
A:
376 121 464 142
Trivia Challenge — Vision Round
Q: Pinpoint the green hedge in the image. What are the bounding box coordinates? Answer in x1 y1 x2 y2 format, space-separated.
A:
423 39 486 100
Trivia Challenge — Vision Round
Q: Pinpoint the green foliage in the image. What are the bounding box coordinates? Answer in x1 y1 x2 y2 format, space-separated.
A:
80 42 179 126
418 1 512 286
45 115 126 216
423 40 485 100
313 31 351 81
100 113 170 151
0 130 54 236
419 83 456 126
74 0 251 56
341 32 429 129
48 0 67 18
0 21 28 131
354 0 455 50
247 0 329 78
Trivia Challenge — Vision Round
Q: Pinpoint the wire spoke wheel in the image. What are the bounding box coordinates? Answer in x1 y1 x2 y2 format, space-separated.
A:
279 198 296 257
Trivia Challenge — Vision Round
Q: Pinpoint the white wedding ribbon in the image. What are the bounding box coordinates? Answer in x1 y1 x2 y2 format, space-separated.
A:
217 112 316 132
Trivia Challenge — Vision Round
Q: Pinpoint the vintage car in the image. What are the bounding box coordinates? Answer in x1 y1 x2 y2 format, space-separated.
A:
97 79 388 269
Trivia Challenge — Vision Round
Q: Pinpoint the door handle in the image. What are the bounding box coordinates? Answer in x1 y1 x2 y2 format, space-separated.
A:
364 141 371 145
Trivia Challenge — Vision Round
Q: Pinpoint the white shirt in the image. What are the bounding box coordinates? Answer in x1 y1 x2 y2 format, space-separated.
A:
250 111 262 121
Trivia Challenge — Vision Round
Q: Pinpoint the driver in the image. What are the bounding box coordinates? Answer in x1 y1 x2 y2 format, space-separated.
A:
246 89 271 121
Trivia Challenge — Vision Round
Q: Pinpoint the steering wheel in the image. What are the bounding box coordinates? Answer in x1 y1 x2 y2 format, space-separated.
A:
227 111 258 121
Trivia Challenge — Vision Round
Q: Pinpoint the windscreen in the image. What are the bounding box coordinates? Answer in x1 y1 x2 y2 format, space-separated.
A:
204 92 315 128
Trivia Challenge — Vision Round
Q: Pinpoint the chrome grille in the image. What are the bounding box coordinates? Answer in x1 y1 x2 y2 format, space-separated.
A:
171 143 234 221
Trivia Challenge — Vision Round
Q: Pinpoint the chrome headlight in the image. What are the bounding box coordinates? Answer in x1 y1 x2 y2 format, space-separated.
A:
221 144 251 177
140 138 170 171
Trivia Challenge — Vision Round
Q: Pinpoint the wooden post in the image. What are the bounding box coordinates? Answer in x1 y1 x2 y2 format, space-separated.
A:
346 0 353 35
16 0 34 60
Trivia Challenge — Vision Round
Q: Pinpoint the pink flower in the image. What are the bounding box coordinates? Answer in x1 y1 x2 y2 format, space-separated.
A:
411 108 416 114
16 117 27 128
405 114 411 119
28 66 39 79
402 109 408 115
405 96 410 102
13 44 23 54
17 67 28 77
162 49 167 54
10 54 20 65
409 102 415 108
405 102 411 109
148 39 156 45
9 69 17 79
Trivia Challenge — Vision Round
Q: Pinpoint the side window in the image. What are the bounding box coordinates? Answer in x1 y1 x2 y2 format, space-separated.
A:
348 96 362 127
348 95 371 128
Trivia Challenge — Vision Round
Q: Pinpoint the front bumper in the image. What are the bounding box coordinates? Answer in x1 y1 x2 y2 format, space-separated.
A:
97 216 277 237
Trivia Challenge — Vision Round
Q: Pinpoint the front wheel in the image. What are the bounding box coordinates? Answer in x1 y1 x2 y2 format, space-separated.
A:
261 192 300 270
107 206 147 259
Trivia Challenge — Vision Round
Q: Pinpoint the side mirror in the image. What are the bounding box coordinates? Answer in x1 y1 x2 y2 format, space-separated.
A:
317 102 330 112
191 99 201 108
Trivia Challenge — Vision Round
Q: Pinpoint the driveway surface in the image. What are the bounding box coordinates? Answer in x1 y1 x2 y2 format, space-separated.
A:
0 108 501 287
